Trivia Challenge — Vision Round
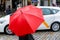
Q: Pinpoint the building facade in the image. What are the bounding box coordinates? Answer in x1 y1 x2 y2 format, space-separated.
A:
0 0 59 11
56 0 60 6
0 0 12 11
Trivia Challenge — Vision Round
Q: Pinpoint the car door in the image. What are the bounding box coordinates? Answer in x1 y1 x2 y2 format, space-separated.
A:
38 8 55 30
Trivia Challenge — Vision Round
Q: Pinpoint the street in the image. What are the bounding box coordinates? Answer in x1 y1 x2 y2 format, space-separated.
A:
33 30 60 40
0 30 60 40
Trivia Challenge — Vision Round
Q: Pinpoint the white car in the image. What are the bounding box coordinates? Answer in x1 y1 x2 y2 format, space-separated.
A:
0 6 60 35
0 15 12 35
37 6 60 31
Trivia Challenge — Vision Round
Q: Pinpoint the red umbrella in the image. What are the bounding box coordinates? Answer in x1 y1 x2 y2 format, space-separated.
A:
9 5 44 36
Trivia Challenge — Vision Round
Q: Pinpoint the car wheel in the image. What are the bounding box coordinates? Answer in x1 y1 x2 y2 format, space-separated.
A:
51 22 60 32
4 25 13 35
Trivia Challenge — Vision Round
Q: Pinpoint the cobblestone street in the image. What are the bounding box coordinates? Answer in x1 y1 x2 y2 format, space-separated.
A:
33 31 60 40
0 30 60 40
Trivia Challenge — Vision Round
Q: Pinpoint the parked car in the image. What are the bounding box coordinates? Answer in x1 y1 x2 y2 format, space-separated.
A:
0 6 60 35
0 15 13 35
37 6 60 32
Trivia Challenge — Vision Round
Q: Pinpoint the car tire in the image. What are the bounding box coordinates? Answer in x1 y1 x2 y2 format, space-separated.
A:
4 25 13 35
51 22 60 32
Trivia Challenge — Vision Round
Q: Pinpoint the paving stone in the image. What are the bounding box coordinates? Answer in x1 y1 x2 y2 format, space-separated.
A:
0 31 60 40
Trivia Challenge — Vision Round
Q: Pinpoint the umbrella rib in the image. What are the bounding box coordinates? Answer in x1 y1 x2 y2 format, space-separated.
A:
23 13 44 20
23 14 35 32
23 13 44 32
23 15 34 32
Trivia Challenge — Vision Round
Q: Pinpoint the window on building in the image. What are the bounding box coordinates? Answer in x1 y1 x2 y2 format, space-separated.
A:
56 0 60 5
40 0 44 6
57 0 60 2
0 0 5 11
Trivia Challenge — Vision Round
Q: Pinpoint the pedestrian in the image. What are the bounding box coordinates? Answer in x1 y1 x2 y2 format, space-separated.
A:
19 34 34 40
15 2 17 10
52 3 57 7
25 34 34 40
17 3 22 10
18 3 34 40
32 0 38 6
5 5 11 15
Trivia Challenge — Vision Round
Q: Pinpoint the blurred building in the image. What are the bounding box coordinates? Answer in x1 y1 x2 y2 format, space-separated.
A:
0 0 59 12
0 0 6 11
56 0 60 6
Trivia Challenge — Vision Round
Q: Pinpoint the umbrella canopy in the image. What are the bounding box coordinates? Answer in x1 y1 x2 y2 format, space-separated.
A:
9 5 44 36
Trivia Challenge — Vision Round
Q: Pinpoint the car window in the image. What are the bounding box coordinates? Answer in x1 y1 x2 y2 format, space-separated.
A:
42 8 53 15
51 9 60 14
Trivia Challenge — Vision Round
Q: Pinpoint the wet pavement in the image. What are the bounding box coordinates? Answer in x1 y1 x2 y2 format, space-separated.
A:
0 30 60 40
33 31 60 40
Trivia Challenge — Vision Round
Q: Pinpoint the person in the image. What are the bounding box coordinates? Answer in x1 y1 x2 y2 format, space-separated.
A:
25 34 34 40
52 3 57 7
14 2 17 10
32 0 38 6
16 2 34 40
17 3 22 10
5 5 11 15
32 2 38 6
19 34 34 40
